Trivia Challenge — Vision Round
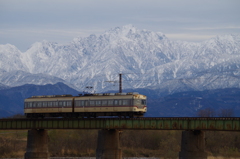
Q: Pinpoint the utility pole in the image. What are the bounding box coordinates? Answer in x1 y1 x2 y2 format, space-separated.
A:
119 73 122 93
105 73 123 93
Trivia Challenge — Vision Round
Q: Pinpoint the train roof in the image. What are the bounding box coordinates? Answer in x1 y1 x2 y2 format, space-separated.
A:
27 92 141 99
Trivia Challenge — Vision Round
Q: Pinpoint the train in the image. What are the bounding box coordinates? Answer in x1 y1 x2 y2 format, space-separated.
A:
24 92 147 118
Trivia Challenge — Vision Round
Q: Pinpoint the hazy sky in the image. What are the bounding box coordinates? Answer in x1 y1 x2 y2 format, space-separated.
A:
0 0 240 51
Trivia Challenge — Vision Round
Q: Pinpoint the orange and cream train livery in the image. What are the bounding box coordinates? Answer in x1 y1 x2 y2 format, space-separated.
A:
24 92 147 118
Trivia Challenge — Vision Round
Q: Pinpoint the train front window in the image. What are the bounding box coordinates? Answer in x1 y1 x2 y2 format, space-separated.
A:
134 100 141 105
141 100 146 105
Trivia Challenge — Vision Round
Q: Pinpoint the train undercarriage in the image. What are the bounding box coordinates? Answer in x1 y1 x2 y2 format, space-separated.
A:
25 112 144 118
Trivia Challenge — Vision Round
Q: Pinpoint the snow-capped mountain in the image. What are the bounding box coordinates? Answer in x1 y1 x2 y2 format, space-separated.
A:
0 44 28 72
0 25 240 95
0 70 67 87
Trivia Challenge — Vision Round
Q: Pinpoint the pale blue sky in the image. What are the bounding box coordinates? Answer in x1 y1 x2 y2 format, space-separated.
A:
0 0 240 51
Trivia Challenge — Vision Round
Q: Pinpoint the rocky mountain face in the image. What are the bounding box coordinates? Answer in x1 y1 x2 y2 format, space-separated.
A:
0 24 240 95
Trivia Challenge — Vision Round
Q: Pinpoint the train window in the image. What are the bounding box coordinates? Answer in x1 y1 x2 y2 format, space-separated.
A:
136 100 141 103
134 100 141 106
96 101 101 106
24 103 28 108
63 101 66 107
85 100 89 106
59 102 63 107
37 102 42 107
130 99 133 105
108 100 113 106
142 100 146 105
29 102 33 108
67 101 71 107
43 102 47 107
48 102 53 107
114 100 118 105
76 100 85 107
75 101 80 106
33 102 36 108
102 100 107 106
122 100 129 105
52 102 56 107
119 100 122 105
89 101 95 106
80 100 85 106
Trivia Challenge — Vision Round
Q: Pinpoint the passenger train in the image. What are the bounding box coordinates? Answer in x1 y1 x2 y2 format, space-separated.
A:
24 92 147 118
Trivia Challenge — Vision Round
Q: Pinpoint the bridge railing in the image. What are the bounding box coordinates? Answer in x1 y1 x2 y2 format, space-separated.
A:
0 117 240 131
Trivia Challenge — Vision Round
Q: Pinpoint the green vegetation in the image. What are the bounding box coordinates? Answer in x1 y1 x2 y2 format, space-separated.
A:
0 130 239 158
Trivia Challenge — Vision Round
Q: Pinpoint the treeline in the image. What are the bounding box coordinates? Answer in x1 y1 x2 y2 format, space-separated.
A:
197 108 235 117
0 129 240 158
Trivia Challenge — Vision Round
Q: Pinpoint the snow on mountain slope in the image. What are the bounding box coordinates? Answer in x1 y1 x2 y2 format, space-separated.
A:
0 70 68 87
0 83 9 90
0 25 240 94
0 44 27 72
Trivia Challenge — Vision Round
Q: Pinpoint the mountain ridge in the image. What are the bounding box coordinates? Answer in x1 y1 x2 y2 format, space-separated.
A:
0 82 81 117
1 83 239 118
0 25 240 94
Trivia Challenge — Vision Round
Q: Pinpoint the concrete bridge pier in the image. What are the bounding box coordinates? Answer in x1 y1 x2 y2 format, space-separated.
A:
25 129 49 159
96 129 122 159
179 130 208 159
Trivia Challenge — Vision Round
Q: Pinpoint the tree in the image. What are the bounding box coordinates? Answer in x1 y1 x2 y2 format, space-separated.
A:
218 108 234 117
197 108 216 117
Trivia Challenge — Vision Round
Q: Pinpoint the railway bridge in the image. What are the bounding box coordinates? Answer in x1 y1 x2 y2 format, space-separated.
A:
1 117 240 159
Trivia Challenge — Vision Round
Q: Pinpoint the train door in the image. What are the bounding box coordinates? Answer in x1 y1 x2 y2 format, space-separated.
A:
122 99 131 111
32 102 37 113
84 100 89 112
58 101 63 112
107 100 113 112
113 99 118 111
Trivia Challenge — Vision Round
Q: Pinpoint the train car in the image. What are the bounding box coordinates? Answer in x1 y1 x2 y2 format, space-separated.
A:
24 95 74 118
24 92 147 118
74 92 147 117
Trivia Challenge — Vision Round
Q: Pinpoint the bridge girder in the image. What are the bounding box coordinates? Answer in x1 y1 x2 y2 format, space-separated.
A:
0 117 240 131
